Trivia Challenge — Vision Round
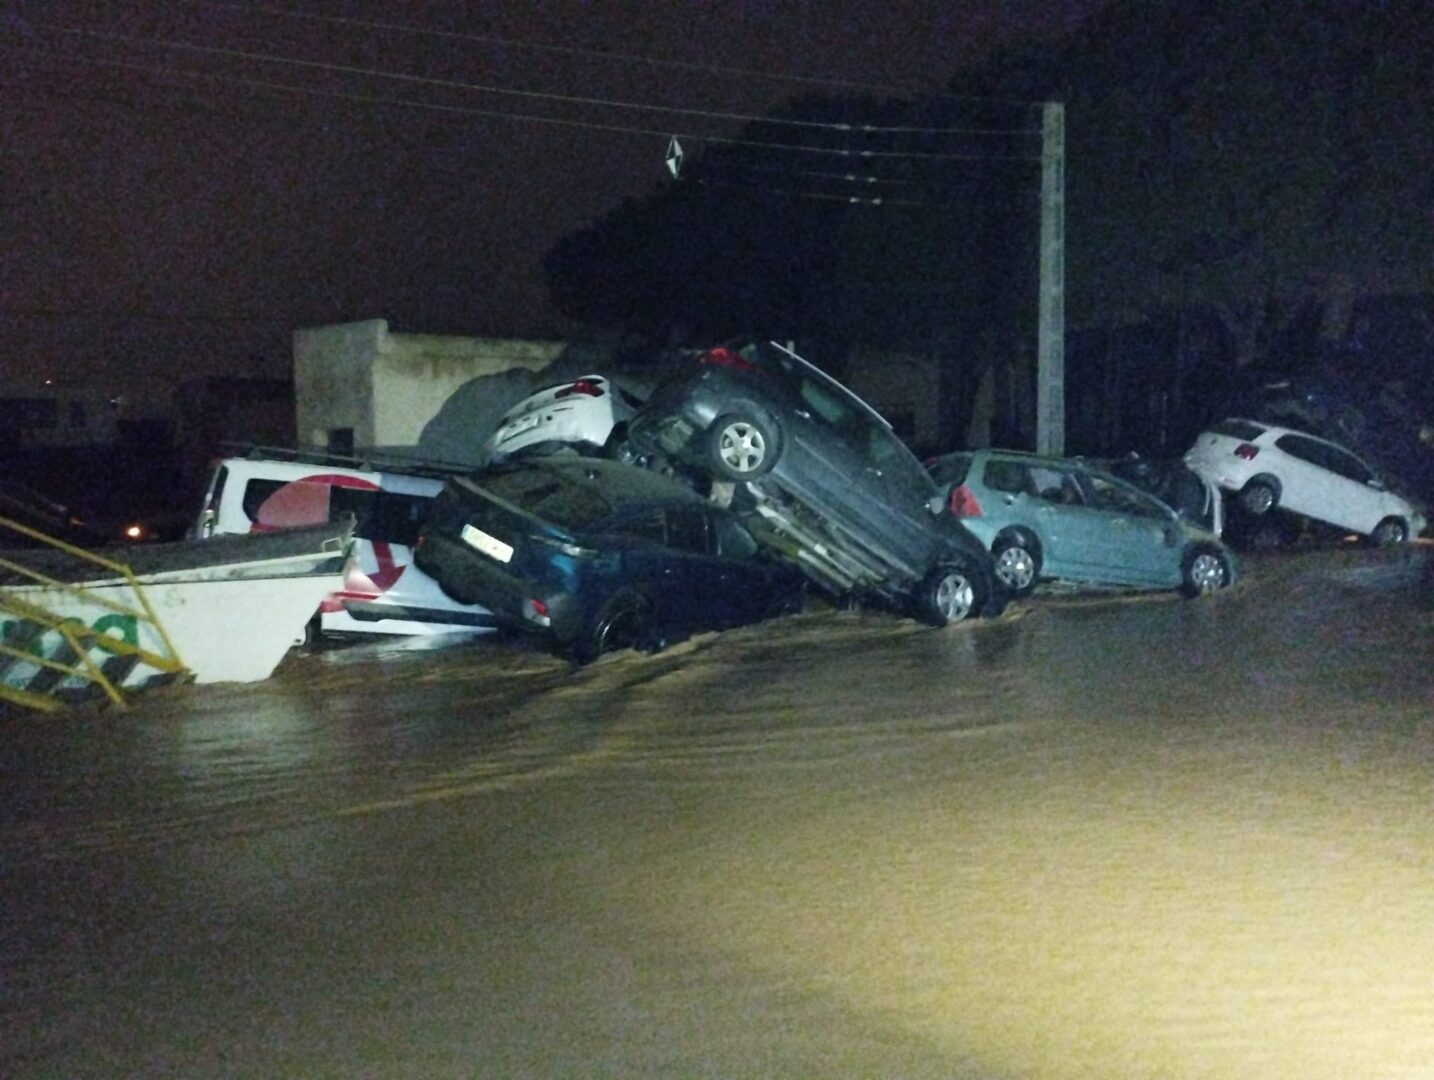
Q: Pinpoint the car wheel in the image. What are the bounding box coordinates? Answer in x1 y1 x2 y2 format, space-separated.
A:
1370 517 1409 546
916 562 979 626
992 533 1041 597
1240 479 1278 516
1180 542 1231 597
708 413 778 479
574 591 650 663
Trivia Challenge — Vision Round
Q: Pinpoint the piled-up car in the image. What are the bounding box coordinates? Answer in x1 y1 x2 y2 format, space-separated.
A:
626 339 1007 626
483 374 644 463
1185 418 1427 545
416 338 1008 659
414 456 805 661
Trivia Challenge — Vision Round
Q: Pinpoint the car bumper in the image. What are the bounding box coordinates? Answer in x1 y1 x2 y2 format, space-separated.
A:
415 533 581 639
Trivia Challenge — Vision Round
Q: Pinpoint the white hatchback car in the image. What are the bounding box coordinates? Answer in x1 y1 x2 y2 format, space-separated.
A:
1185 418 1427 544
484 375 642 463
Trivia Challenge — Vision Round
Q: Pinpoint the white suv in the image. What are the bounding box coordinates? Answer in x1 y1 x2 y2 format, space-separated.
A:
1185 419 1426 545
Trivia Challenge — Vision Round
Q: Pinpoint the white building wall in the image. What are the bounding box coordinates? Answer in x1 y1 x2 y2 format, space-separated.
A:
293 319 565 451
371 332 562 447
293 319 382 449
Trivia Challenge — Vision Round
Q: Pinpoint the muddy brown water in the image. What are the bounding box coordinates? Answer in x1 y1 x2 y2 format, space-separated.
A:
3 546 1432 1077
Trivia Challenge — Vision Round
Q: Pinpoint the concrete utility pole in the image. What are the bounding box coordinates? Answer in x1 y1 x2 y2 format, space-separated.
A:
1036 101 1066 455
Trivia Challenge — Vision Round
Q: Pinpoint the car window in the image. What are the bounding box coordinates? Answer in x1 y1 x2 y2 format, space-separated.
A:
664 504 710 554
1027 466 1084 505
612 509 667 545
714 514 759 559
983 459 1030 495
1081 474 1165 518
928 454 971 486
1274 433 1373 483
485 470 612 528
356 491 431 546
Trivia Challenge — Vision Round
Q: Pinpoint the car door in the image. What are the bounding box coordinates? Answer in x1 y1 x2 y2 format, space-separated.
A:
1020 463 1110 579
1073 471 1181 585
1272 433 1381 532
781 372 937 574
607 507 690 628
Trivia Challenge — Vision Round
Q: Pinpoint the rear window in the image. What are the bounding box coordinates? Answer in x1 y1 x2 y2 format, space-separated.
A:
1212 419 1266 441
927 454 972 485
483 470 611 529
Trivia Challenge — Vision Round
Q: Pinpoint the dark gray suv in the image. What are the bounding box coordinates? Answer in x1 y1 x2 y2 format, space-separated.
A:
628 339 1006 624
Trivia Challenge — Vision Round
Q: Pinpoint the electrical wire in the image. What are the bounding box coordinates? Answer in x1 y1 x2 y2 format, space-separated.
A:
189 0 1050 110
2 46 1043 163
28 21 1041 138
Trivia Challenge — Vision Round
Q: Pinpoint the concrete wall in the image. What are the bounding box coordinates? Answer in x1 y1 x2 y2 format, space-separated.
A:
293 319 382 449
292 319 564 451
371 332 562 447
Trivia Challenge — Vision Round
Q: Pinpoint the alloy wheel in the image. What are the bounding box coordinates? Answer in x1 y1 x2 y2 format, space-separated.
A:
717 422 767 474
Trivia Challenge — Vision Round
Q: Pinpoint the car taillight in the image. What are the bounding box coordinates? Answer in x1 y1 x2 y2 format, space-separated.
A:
555 378 604 398
1234 443 1260 460
525 597 552 627
698 346 758 374
948 484 982 518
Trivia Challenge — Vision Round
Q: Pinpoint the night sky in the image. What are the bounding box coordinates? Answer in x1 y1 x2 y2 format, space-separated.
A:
2 1 1094 407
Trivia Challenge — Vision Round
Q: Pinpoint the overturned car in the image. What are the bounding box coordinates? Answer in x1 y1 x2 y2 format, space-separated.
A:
627 339 1006 625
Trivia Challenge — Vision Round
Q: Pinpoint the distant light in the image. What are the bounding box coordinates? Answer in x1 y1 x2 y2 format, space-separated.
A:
124 524 145 540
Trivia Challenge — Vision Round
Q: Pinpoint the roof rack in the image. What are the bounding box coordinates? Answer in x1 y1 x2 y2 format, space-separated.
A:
217 442 479 480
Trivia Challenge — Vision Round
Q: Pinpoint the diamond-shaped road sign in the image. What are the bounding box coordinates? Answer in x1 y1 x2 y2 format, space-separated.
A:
665 136 683 179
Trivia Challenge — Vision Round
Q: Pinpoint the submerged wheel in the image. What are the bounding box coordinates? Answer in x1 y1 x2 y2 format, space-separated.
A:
992 534 1041 597
708 413 778 479
574 592 651 663
1180 542 1231 597
1241 480 1278 516
917 563 978 626
1370 517 1409 546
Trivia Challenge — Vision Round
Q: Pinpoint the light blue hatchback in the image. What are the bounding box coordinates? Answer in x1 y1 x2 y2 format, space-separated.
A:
927 449 1236 598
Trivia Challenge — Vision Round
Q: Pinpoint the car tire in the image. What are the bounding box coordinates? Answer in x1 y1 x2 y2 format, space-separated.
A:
916 562 980 626
1240 478 1279 516
1370 517 1410 546
573 590 651 663
992 532 1041 597
708 413 778 480
1180 542 1232 597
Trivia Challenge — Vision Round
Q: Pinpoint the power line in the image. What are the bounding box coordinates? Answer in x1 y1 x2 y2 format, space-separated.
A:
1 305 290 325
689 177 930 209
5 46 1042 163
29 21 1040 138
190 0 1049 110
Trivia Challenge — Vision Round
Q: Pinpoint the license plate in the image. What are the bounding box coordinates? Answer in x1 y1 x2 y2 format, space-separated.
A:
503 413 541 438
461 524 513 563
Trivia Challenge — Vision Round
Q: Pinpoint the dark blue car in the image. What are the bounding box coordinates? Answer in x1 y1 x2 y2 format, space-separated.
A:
415 456 806 661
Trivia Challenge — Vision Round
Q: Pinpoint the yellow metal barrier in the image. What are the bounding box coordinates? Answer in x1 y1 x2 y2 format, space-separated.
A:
0 513 189 711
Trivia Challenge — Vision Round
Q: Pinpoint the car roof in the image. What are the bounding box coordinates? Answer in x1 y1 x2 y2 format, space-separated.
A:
481 455 707 509
1217 418 1371 458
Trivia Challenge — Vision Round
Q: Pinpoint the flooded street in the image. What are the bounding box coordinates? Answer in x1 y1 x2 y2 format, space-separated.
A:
3 546 1433 1078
